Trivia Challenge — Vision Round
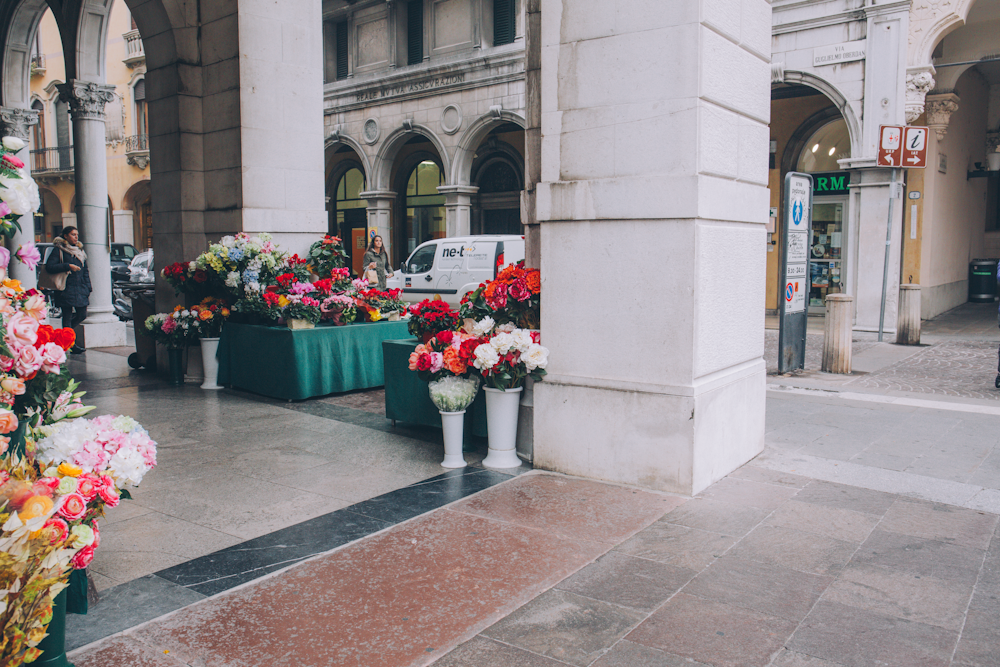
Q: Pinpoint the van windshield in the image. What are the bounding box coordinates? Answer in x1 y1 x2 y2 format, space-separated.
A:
406 245 436 274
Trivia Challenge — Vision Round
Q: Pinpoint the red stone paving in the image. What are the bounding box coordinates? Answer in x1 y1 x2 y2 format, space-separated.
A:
71 473 678 667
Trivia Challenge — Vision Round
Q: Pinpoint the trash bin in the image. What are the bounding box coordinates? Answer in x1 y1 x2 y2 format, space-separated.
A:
969 259 999 303
122 283 156 369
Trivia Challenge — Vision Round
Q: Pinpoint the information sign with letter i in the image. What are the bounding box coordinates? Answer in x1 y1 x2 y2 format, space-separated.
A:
779 172 813 373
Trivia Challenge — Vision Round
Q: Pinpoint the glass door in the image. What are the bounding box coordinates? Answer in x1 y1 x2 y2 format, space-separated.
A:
809 197 847 314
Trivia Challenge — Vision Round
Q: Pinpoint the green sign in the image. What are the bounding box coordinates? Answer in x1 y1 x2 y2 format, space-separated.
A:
811 172 849 195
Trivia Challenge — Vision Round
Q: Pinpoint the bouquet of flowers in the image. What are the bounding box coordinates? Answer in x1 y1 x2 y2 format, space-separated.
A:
160 261 221 298
312 268 352 294
408 329 485 412
197 232 287 302
469 318 548 390
0 137 41 243
407 300 461 341
460 262 541 329
190 297 230 338
355 288 405 322
142 308 201 348
306 235 349 278
319 294 356 326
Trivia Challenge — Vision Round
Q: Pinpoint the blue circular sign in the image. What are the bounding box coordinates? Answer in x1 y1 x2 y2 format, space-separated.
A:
792 200 804 226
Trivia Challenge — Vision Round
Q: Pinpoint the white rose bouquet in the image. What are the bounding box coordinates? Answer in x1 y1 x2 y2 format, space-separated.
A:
469 318 548 390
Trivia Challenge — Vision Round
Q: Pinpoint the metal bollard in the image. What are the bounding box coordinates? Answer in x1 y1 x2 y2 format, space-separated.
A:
896 284 921 345
823 294 854 374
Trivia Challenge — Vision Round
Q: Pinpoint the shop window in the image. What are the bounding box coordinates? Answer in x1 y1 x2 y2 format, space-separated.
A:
405 160 444 253
796 118 850 173
494 0 516 46
407 0 423 65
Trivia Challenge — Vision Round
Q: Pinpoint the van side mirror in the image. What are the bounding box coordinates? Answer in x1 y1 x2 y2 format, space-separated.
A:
399 261 406 272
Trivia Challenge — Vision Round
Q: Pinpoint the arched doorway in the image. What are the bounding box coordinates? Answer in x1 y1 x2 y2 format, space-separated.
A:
332 166 367 275
123 180 152 250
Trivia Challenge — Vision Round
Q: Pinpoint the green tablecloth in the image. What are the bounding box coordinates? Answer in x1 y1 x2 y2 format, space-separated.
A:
382 338 487 437
218 321 412 400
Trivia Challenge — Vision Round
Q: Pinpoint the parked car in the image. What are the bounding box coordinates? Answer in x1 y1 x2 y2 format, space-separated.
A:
113 250 154 321
386 235 526 308
36 242 139 284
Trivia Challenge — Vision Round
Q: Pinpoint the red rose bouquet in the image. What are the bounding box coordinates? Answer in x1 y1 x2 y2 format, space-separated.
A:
460 261 540 329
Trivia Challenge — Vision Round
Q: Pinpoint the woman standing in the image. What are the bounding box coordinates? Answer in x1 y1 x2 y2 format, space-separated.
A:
45 226 91 354
362 235 393 291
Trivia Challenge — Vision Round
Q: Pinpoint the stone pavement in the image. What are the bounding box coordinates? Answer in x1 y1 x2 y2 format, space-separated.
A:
69 469 1000 667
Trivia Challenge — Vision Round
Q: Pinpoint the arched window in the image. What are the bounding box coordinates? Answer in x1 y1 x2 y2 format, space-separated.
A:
405 160 444 253
796 118 850 173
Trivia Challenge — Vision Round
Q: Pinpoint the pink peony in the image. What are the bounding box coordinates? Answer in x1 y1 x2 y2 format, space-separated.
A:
57 493 87 521
15 243 40 271
486 289 507 310
6 311 38 347
70 545 95 569
508 279 530 302
72 440 111 472
161 317 177 334
428 352 444 373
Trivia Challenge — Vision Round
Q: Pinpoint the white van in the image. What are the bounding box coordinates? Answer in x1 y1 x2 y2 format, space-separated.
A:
387 235 526 307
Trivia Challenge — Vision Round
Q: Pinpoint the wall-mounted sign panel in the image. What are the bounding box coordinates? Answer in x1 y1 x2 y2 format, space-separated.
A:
813 40 866 67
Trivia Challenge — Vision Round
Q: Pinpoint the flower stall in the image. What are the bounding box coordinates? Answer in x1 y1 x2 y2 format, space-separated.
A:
0 135 158 667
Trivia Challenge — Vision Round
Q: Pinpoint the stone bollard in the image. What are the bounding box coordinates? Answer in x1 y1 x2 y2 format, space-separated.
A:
822 294 854 374
896 284 921 345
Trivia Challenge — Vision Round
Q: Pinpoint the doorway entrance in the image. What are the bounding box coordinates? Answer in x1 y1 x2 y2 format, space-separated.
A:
341 208 368 277
809 197 847 313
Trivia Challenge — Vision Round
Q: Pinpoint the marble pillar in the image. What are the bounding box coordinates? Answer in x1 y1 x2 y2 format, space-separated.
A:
57 81 125 347
530 0 770 495
0 107 39 289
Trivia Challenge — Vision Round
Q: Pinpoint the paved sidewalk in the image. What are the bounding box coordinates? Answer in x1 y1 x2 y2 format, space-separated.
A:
69 469 1000 667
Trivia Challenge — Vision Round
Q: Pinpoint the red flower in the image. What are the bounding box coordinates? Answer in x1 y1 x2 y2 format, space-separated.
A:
34 325 54 348
2 154 24 170
53 328 75 351
193 270 208 283
436 330 454 345
415 354 433 372
508 278 530 302
262 292 281 305
276 273 295 287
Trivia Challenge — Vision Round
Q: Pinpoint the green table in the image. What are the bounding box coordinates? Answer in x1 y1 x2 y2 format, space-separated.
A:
218 321 412 400
382 338 487 437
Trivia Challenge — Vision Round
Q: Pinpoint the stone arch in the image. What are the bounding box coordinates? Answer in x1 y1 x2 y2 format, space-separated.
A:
451 109 526 186
909 0 978 67
777 71 862 160
325 132 372 180
372 123 451 190
121 177 151 211
1 0 48 108
72 0 114 82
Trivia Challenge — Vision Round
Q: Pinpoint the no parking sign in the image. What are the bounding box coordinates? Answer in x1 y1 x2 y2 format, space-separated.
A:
779 172 813 372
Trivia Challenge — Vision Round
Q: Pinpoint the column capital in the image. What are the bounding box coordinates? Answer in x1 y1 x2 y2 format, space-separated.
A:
360 190 397 203
925 92 960 140
0 108 39 141
437 185 480 198
904 68 935 124
56 80 116 121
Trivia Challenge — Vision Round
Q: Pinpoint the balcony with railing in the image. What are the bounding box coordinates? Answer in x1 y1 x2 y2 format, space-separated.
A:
123 29 145 68
30 147 74 179
125 134 149 169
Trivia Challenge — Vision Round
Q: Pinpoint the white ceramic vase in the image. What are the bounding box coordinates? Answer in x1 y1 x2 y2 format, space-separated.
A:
483 386 523 468
199 337 221 390
439 410 468 468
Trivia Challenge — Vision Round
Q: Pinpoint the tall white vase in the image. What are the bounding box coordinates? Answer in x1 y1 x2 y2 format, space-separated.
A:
199 337 221 390
483 386 523 468
439 410 468 468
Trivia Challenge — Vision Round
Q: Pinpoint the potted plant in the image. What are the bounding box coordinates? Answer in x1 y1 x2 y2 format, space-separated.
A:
191 297 230 389
354 287 406 323
470 318 549 468
282 295 322 330
408 329 487 468
319 293 357 326
407 299 461 342
142 309 201 384
306 235 349 278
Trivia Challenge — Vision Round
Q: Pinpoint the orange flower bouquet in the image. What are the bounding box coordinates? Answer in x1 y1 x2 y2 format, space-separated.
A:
459 261 540 329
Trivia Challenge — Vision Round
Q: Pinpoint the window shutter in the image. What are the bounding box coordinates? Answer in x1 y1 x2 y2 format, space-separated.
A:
494 0 515 46
134 79 146 101
336 21 349 80
407 0 423 66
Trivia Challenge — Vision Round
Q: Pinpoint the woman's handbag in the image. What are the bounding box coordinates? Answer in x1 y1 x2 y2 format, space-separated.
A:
364 267 379 285
38 250 69 291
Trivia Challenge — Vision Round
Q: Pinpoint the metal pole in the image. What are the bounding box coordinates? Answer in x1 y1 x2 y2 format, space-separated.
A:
878 168 898 341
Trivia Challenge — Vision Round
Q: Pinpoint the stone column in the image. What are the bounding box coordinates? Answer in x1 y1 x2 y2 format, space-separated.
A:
531 0 770 495
0 107 39 289
437 185 479 237
822 294 854 374
896 284 921 345
57 81 125 348
360 190 395 260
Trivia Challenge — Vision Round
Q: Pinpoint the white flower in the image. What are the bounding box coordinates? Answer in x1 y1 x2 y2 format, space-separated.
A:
473 343 500 371
188 261 196 270
108 447 147 486
0 174 39 215
111 415 138 432
490 332 515 355
220 235 235 248
523 343 549 371
497 323 516 334
180 310 190 317
472 317 495 337
225 271 240 288
2 136 25 151
511 329 533 353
